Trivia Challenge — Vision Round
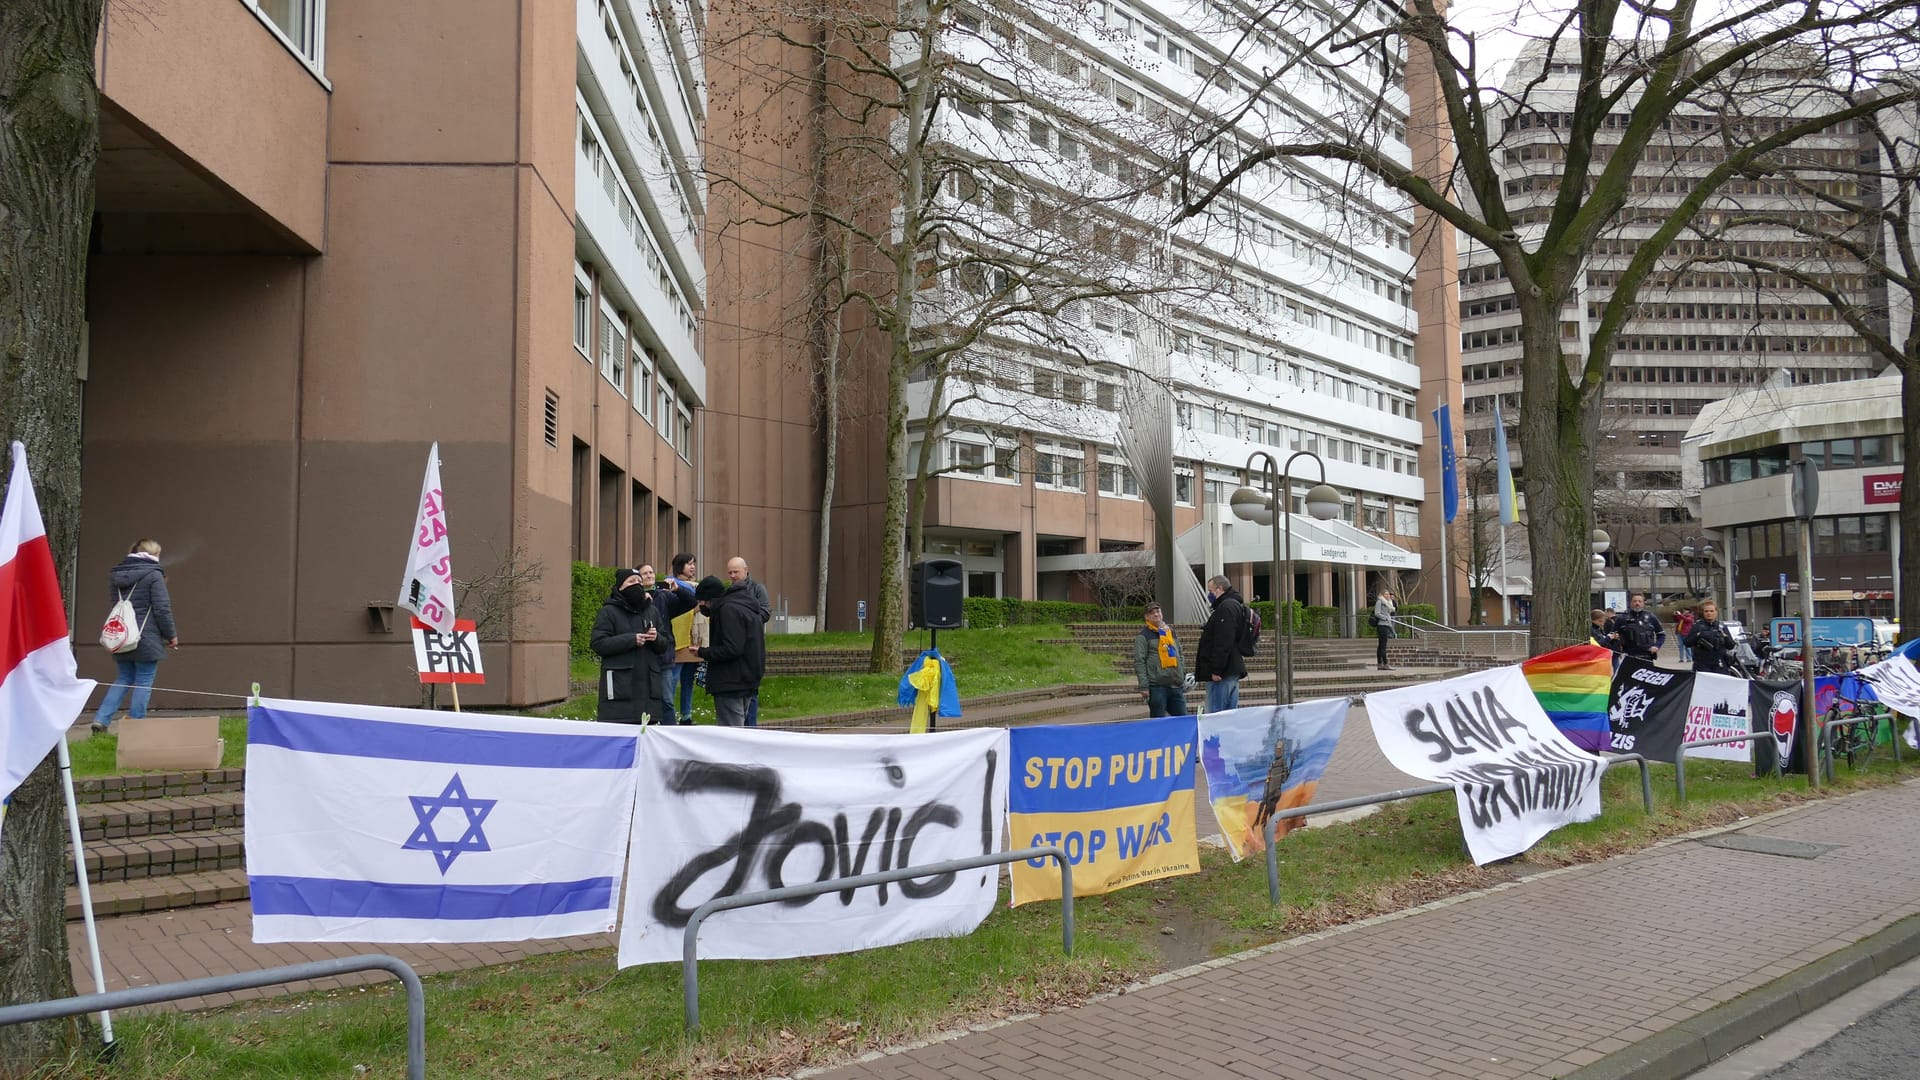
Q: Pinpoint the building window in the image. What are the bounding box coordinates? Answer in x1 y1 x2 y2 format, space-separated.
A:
1033 439 1084 491
1394 506 1420 535
1174 466 1195 506
633 346 656 422
658 379 675 438
943 427 1017 482
598 306 627 396
573 278 591 357
1097 451 1139 498
675 401 694 459
249 0 324 68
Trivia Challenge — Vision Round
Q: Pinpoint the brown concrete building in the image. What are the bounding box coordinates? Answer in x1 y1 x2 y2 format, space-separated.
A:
80 0 702 708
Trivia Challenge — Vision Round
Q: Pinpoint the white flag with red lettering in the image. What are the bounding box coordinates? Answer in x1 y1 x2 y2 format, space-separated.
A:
0 442 97 834
396 443 456 634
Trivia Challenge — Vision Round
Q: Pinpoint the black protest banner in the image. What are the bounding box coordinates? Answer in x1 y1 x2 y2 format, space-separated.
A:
1750 679 1810 775
1606 661 1692 763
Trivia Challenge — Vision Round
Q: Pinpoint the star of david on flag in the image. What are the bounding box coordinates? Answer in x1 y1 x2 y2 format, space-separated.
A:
403 774 496 873
245 699 640 944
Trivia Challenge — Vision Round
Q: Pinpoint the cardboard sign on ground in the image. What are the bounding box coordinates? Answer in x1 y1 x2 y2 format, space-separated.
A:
116 715 223 771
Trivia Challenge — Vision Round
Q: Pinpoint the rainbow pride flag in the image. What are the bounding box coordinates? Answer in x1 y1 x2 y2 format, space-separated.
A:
1523 644 1614 753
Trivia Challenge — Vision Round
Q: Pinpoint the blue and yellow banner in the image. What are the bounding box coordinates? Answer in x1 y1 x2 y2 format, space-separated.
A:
1007 717 1199 905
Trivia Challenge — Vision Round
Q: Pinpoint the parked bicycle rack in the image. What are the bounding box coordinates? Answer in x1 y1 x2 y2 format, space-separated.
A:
0 955 426 1080
682 845 1073 1031
1260 755 1653 905
1819 713 1898 783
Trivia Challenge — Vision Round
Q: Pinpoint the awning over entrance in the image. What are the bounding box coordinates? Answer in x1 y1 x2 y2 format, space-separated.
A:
1176 514 1422 571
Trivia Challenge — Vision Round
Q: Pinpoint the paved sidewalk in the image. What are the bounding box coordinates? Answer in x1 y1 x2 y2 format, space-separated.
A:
810 780 1920 1080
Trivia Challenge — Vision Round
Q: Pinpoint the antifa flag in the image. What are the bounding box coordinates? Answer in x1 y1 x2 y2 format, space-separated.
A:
1751 679 1809 775
1606 661 1692 762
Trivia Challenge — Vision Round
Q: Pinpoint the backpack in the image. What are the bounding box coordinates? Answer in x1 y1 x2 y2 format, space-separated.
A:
1618 615 1657 656
1236 604 1262 657
99 590 147 655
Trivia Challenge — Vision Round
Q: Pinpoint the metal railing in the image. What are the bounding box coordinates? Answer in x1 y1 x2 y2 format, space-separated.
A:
1260 754 1654 905
0 955 425 1080
1818 712 1901 783
1675 732 1782 801
1389 614 1533 657
682 845 1073 1030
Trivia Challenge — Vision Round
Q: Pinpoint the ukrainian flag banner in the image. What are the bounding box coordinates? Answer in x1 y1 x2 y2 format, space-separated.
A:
1007 716 1199 905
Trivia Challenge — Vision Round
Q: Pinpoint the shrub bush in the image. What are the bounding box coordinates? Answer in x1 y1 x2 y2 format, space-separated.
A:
571 562 616 655
1303 605 1339 638
962 596 1006 629
1400 602 1439 625
958 597 1132 627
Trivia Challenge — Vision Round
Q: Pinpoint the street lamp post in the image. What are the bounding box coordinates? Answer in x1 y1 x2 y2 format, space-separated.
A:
1637 550 1668 600
1231 451 1340 706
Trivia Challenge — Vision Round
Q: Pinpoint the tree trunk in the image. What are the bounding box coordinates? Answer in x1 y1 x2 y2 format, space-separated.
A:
1516 311 1601 654
1900 362 1920 644
813 249 847 630
0 0 106 1065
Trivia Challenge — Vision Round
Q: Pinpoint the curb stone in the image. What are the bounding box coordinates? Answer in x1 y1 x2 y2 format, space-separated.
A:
1561 911 1920 1080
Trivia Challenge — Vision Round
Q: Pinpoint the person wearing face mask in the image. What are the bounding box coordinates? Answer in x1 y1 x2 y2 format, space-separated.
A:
589 565 676 725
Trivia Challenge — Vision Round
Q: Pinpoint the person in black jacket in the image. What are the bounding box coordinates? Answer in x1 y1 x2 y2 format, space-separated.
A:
589 566 675 725
1193 575 1248 713
693 575 765 727
1685 599 1738 675
92 539 179 734
1605 593 1665 662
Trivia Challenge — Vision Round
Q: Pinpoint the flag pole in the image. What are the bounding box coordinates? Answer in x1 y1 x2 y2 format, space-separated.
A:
449 683 461 713
56 736 115 1049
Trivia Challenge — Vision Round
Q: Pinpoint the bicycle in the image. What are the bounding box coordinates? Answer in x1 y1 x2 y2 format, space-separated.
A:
1822 690 1893 776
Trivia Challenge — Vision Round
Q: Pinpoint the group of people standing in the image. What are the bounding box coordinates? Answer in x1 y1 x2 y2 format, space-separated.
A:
1131 577 1402 718
590 554 770 727
1589 592 1738 675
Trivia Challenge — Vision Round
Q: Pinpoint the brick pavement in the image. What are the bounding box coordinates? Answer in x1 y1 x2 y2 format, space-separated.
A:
809 781 1920 1080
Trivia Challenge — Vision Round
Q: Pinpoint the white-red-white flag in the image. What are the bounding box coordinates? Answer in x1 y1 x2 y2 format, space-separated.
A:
0 442 96 819
396 443 456 634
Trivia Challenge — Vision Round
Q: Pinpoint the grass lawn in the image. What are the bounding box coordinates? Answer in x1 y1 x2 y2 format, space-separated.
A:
63 756 1895 1080
552 624 1123 724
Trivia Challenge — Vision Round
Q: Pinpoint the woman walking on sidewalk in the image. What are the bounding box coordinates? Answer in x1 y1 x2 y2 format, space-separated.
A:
1372 590 1396 671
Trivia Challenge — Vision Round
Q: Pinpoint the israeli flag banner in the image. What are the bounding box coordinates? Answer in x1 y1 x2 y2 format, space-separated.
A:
245 698 640 944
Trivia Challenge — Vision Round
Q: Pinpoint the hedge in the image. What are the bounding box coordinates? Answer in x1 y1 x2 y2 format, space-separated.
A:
1399 602 1439 625
1246 600 1339 638
571 562 617 655
961 596 1142 628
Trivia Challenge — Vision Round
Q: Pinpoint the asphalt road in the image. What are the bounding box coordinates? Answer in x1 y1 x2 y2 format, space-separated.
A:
1689 956 1920 1079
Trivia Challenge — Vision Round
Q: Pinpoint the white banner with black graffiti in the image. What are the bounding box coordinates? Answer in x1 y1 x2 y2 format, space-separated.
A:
1366 666 1606 866
617 725 1009 966
1860 654 1920 717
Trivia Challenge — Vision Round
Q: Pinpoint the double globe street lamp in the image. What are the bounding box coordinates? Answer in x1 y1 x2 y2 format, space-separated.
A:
1231 451 1341 706
1679 536 1715 599
1638 550 1669 600
1590 529 1610 596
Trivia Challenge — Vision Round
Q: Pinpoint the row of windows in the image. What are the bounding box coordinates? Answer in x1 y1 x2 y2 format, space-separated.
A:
572 263 694 460
1608 334 1871 355
1730 515 1895 559
1597 302 1858 324
1587 270 1873 293
1608 365 1772 386
1703 436 1902 485
594 1 697 228
576 107 700 343
1175 401 1422 475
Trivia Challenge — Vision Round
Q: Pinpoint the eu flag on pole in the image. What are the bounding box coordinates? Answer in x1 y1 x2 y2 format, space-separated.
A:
1492 403 1519 524
1433 405 1459 524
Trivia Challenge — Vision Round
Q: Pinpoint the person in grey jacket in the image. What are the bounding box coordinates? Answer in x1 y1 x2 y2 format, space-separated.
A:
1373 590 1397 671
92 539 178 733
726 556 771 726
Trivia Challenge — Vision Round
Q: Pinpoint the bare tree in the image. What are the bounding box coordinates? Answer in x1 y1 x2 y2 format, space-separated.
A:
1165 0 1920 650
0 0 106 1065
708 0 1217 671
1686 97 1919 635
1076 562 1156 620
455 542 548 643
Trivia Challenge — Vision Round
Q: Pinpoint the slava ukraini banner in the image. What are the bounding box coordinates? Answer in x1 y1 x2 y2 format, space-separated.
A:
1007 717 1200 904
618 725 1008 966
1366 666 1606 865
245 699 640 943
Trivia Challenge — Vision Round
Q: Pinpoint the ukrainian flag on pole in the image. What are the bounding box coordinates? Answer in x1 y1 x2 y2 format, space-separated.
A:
1492 402 1519 524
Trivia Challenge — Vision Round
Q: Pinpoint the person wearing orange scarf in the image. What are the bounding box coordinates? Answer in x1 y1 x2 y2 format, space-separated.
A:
1132 603 1188 717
